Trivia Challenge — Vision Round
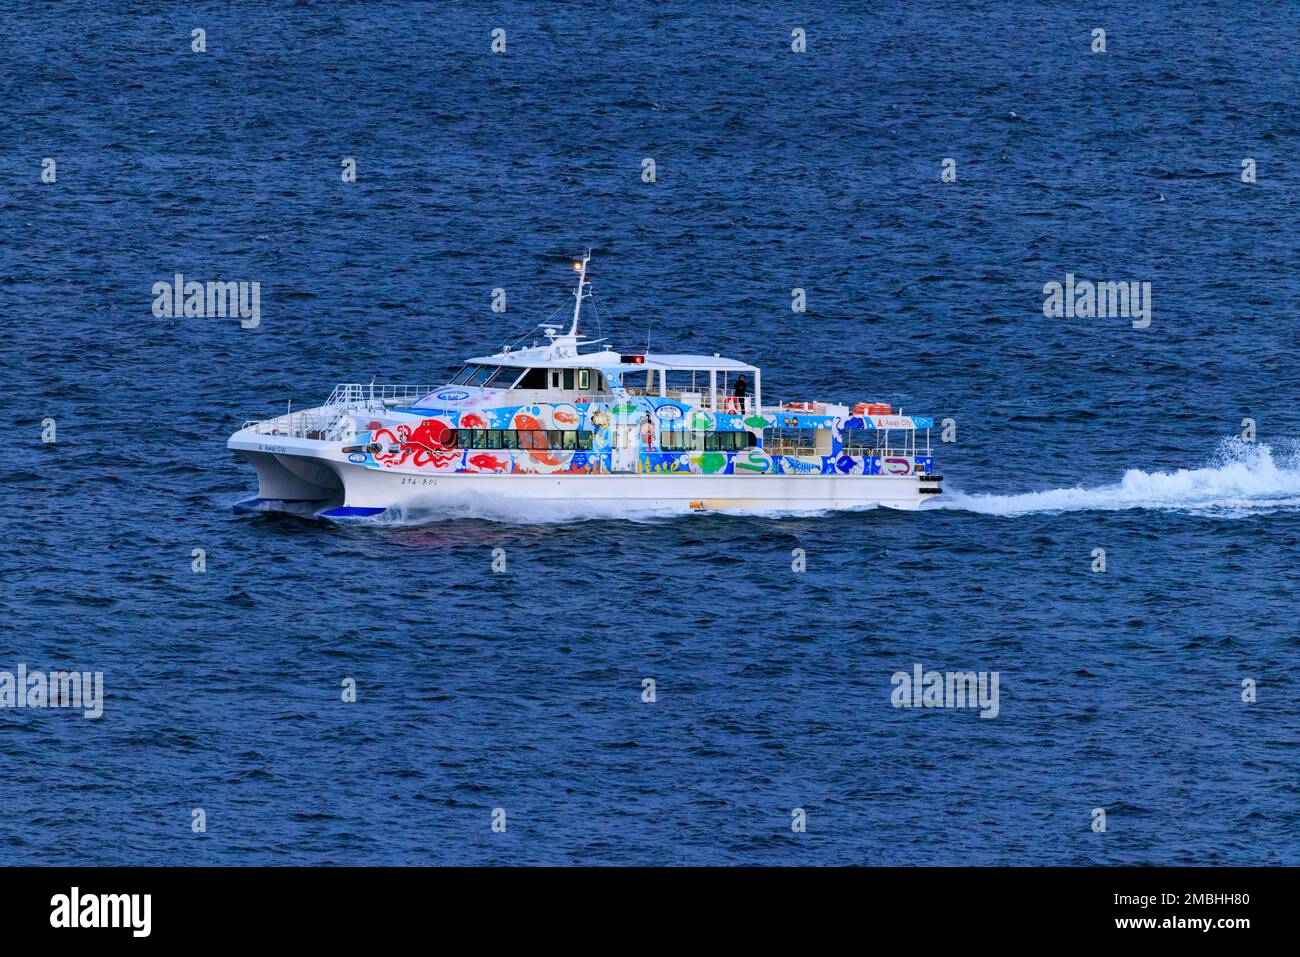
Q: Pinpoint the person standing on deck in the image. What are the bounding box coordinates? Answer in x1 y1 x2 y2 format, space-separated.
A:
732 374 748 412
640 412 655 450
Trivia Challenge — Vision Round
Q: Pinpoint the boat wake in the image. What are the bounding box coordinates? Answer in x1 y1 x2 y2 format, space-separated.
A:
935 438 1300 517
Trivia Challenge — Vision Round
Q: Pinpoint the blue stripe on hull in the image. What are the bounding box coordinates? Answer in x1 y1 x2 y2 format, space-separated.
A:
318 506 387 518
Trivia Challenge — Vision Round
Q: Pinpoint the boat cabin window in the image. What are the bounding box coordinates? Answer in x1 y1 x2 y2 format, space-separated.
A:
660 430 755 452
533 368 602 392
514 367 549 389
449 365 521 388
453 429 593 451
483 366 522 388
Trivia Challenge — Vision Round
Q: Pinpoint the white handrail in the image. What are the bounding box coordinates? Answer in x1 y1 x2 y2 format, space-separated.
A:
241 382 772 440
242 382 447 438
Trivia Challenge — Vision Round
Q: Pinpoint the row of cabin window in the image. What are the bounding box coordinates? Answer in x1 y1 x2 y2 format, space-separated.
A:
454 429 595 451
446 365 602 391
447 429 756 453
659 431 757 451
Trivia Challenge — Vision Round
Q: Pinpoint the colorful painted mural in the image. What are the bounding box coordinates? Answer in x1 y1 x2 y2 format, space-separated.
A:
345 395 935 477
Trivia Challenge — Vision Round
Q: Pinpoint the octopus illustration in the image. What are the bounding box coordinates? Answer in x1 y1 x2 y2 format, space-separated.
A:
373 418 457 468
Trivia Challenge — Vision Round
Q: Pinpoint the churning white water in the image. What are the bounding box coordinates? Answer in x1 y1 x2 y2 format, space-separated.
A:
936 438 1300 517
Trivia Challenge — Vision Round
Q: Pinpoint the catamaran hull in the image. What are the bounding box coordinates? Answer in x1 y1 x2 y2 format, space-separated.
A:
232 449 938 521
232 449 345 504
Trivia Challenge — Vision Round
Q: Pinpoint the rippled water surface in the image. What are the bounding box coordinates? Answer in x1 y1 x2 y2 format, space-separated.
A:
2 1 1298 865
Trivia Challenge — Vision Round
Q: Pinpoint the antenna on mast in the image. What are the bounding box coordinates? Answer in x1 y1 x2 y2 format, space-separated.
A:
568 249 592 337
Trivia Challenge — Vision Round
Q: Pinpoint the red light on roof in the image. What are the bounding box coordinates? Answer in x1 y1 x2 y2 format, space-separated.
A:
629 354 645 364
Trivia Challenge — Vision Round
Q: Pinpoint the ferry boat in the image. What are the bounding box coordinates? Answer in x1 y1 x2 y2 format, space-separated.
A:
228 253 942 520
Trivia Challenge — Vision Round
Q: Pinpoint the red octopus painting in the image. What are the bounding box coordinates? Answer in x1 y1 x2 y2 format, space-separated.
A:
372 418 459 469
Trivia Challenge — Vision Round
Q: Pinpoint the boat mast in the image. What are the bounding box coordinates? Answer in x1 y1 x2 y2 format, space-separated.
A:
569 249 591 338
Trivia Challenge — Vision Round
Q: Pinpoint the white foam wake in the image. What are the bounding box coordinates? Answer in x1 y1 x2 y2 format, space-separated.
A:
935 438 1300 517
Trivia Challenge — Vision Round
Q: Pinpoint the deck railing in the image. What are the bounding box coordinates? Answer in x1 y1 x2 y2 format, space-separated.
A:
240 382 766 441
240 409 342 440
621 387 755 415
325 383 441 406
241 383 438 439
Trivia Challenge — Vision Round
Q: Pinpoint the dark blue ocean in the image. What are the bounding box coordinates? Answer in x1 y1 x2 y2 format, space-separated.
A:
2 1 1298 865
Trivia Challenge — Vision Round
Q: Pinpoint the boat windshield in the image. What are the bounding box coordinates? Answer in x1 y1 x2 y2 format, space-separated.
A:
448 364 521 388
467 366 497 387
481 366 519 388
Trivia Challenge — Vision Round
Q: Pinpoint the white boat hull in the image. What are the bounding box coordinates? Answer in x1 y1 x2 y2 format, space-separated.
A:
345 468 933 515
231 444 938 521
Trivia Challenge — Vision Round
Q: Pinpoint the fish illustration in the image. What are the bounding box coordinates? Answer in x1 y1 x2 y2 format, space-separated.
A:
512 412 544 433
468 454 508 472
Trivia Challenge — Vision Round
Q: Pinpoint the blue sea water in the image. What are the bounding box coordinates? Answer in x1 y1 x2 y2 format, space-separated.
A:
2 1 1298 865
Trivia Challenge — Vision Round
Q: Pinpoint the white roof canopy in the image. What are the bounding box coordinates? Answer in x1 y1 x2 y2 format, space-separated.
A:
463 346 757 373
641 353 754 372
